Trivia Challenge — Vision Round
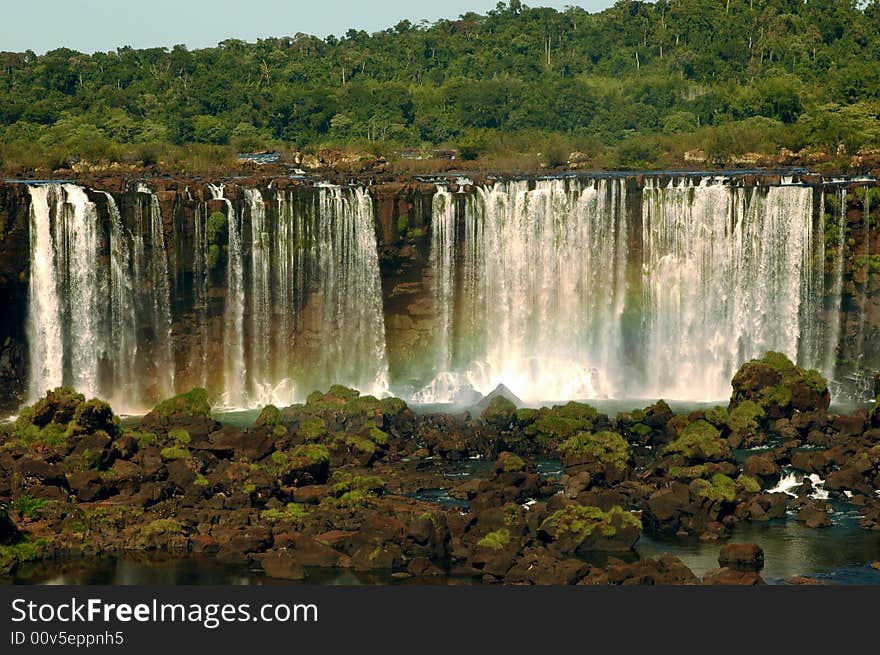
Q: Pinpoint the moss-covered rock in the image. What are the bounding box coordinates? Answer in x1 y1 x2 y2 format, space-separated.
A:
664 419 730 463
522 401 599 448
477 528 511 550
539 504 641 553
151 388 212 418
730 352 829 418
10 388 121 447
558 430 631 481
481 395 516 428
254 404 283 428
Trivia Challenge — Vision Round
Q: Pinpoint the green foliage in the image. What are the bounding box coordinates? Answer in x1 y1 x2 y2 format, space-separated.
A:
4 2 878 172
298 417 327 441
291 443 330 464
260 503 309 525
692 473 737 503
480 395 517 426
477 528 511 550
12 495 48 519
542 504 641 540
9 387 119 447
168 428 191 445
499 453 525 472
127 430 157 448
160 446 190 460
524 401 598 448
151 388 211 418
728 400 765 432
558 431 630 471
665 420 728 462
255 404 282 427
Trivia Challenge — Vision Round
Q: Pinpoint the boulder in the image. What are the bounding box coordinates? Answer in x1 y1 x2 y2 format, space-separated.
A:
718 543 764 571
703 567 765 585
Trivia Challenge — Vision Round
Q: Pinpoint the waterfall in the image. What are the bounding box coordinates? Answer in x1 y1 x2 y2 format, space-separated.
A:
641 178 819 400
209 183 246 407
416 175 822 404
104 192 139 407
420 178 630 403
134 184 175 401
824 187 847 378
192 198 210 389
312 186 389 395
413 186 459 402
245 188 282 405
25 185 63 399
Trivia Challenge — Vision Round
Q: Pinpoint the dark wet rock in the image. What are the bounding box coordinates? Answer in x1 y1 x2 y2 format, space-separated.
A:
504 549 588 585
261 549 307 580
744 492 788 521
703 567 765 585
605 554 700 585
743 455 780 486
0 508 21 545
718 543 764 571
730 352 829 419
796 499 832 528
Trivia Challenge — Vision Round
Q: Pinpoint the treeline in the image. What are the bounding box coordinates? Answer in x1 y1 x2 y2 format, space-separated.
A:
1 0 879 172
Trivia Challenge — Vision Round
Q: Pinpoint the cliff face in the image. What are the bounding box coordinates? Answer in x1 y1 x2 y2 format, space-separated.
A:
0 172 877 412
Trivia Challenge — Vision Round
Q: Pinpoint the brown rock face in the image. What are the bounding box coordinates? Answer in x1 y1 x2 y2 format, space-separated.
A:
718 543 764 571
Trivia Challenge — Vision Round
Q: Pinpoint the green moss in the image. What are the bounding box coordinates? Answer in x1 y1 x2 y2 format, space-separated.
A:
194 474 209 487
329 473 385 498
692 473 737 503
260 503 309 525
481 395 517 425
665 420 727 461
255 404 282 427
368 426 389 446
327 384 361 402
524 402 598 447
558 431 630 471
378 397 407 417
515 408 539 424
542 504 641 540
477 528 511 550
500 453 526 472
12 495 48 519
207 244 222 270
761 351 798 375
168 428 191 445
206 211 227 244
736 474 762 493
630 422 651 438
800 368 828 394
160 446 190 460
669 464 709 480
761 384 793 410
291 443 330 464
243 483 257 495
0 539 44 571
396 213 409 234
139 518 182 537
127 429 157 448
345 435 377 455
272 424 287 437
728 400 765 431
704 406 730 427
298 417 327 441
152 388 211 418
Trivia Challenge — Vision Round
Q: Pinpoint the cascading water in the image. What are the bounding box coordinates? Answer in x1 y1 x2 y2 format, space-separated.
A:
311 186 389 396
20 174 864 412
104 192 139 406
417 176 822 403
824 187 848 379
25 185 64 399
209 184 246 407
641 178 820 400
413 186 458 402
134 184 175 401
418 178 630 403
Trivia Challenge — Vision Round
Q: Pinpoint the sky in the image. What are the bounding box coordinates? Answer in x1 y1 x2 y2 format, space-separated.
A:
0 1 616 55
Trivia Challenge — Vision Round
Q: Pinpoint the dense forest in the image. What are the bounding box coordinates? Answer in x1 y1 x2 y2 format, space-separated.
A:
1 0 879 173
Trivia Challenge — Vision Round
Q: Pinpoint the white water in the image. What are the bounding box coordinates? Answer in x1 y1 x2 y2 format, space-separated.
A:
209 184 246 407
416 176 822 404
641 178 820 400
104 192 139 408
418 178 630 403
134 184 175 401
25 185 63 399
